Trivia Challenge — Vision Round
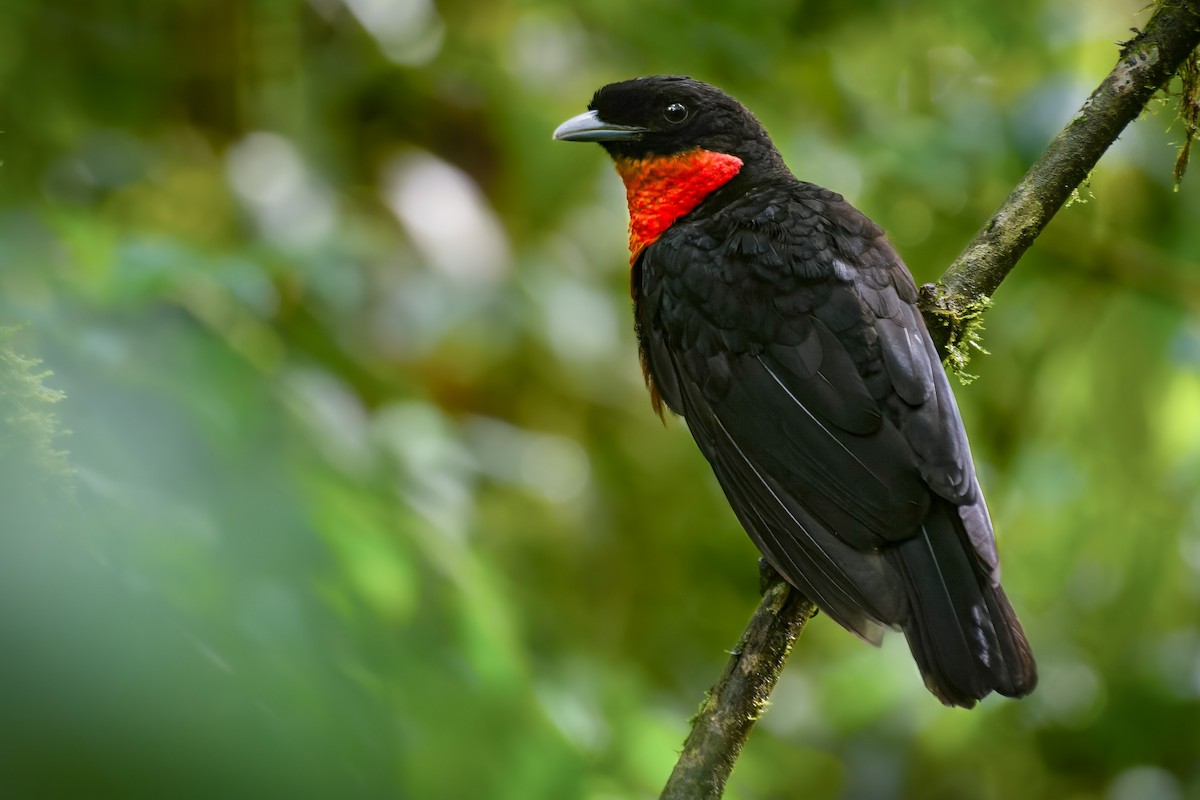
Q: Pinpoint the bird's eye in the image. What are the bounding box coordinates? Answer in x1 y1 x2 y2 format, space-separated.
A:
663 102 689 124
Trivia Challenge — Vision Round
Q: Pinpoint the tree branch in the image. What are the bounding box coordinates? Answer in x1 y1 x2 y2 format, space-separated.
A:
921 0 1200 352
660 574 816 800
661 3 1200 797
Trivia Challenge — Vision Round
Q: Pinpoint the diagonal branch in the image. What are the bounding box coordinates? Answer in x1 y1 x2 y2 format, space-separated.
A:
921 0 1200 350
660 574 816 800
661 3 1200 798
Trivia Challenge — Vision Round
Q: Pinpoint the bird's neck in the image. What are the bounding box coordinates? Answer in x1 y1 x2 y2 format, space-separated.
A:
613 149 744 263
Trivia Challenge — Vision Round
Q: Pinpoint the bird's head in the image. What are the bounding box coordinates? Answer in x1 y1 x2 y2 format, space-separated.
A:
554 76 789 262
553 76 783 171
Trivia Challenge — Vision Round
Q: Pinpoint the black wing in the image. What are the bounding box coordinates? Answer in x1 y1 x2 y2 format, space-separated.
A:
635 182 1035 706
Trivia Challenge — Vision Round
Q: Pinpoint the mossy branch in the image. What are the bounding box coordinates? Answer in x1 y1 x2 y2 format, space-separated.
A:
660 573 816 800
662 4 1200 797
919 0 1200 361
0 328 73 498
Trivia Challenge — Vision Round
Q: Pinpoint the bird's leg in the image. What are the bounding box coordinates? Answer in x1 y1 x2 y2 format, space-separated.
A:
759 557 818 620
758 557 779 596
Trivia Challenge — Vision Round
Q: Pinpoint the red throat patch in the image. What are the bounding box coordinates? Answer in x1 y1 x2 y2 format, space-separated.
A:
614 149 743 263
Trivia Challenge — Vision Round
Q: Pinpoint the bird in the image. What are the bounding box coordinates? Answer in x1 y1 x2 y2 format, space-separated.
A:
553 76 1036 707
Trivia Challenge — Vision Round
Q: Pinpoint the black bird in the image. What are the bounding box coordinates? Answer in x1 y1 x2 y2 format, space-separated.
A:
554 76 1036 707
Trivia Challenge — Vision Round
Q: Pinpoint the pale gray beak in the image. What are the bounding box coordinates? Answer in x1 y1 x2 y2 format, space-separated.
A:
552 110 648 142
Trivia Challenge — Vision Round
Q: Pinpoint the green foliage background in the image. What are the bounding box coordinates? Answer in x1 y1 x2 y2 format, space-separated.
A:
2 1 1199 798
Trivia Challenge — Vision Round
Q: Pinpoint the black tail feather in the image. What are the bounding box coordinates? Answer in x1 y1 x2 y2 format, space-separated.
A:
885 498 1037 707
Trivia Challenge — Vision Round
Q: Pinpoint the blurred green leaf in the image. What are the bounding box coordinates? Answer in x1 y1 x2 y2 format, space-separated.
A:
1 0 1199 798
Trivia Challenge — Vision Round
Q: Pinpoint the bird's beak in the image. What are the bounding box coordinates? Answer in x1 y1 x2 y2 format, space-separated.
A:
553 110 648 142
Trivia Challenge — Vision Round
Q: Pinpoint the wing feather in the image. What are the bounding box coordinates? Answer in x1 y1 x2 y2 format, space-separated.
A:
632 180 1036 705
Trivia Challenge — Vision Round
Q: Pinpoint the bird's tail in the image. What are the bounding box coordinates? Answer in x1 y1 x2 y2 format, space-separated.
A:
884 497 1037 707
